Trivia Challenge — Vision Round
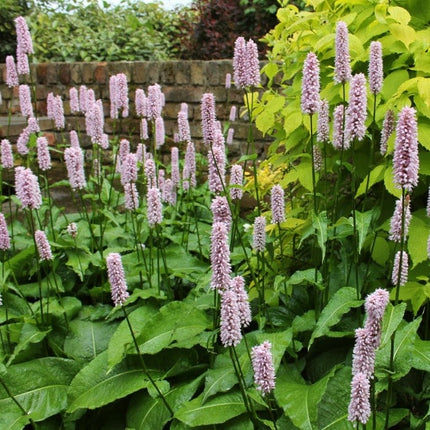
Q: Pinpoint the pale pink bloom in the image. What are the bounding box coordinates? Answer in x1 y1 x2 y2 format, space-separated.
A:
163 179 176 206
19 85 33 117
70 130 80 148
332 104 346 150
220 289 242 347
37 137 51 171
211 196 231 229
180 102 188 116
246 39 261 87
121 153 138 185
0 213 11 251
317 99 330 143
313 145 322 171
170 147 180 186
116 73 129 118
147 83 163 120
229 164 243 200
155 117 165 149
231 276 251 327
158 169 165 193
389 196 411 242
251 341 276 395
301 52 320 115
352 328 376 379
233 37 247 88
106 253 129 306
27 117 39 134
201 93 217 146
69 87 80 113
140 118 149 140
147 187 163 227
344 73 367 143
368 41 383 95
135 89 147 117
380 110 395 156
253 216 266 252
16 128 30 155
116 139 130 173
348 372 371 424
145 158 157 189
64 147 86 190
16 51 29 76
67 222 78 238
183 141 196 189
392 250 408 286
393 106 419 191
229 105 237 122
15 17 34 55
1 139 14 169
178 110 191 142
6 56 19 87
35 230 53 261
53 95 65 129
210 221 231 291
225 72 232 89
136 143 145 164
271 184 285 224
334 21 351 84
124 183 139 211
15 166 42 210
226 128 234 145
46 92 55 119
208 144 226 194
109 75 119 119
100 133 109 150
86 100 104 145
365 288 390 325
79 85 89 113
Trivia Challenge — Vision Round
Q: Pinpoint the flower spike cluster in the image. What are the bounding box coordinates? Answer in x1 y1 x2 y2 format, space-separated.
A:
301 52 320 115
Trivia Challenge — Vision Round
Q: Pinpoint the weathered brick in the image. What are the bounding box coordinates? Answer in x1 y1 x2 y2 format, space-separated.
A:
59 63 71 85
70 63 82 85
47 64 58 84
82 63 95 84
94 62 108 83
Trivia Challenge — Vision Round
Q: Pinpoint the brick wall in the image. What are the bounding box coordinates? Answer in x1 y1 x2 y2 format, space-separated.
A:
0 60 268 161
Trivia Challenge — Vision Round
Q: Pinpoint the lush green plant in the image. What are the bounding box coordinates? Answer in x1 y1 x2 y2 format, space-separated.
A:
27 0 189 62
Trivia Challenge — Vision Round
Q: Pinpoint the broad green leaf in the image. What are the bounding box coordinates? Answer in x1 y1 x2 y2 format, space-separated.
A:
355 164 386 198
0 358 79 426
64 319 119 362
174 391 246 426
388 6 411 25
396 281 430 315
317 366 354 430
309 287 362 348
381 70 410 101
388 23 416 48
68 351 151 413
383 164 401 198
418 121 430 151
418 77 430 107
164 245 209 276
410 338 430 372
127 377 203 430
256 109 275 135
408 209 430 268
108 303 158 369
379 303 407 349
275 365 336 430
137 301 211 355
296 158 313 192
286 269 322 288
352 210 374 254
312 211 328 262
371 236 390 266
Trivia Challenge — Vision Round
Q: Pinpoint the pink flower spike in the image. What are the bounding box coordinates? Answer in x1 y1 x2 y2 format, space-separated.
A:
124 182 140 211
334 21 352 84
317 99 330 143
146 187 163 227
225 72 232 89
15 17 34 55
1 139 14 169
231 276 251 327
19 85 33 117
380 109 395 156
201 93 217 146
208 144 226 194
15 166 42 209
140 118 149 140
332 105 346 150
313 145 322 171
178 110 191 143
106 253 129 307
135 88 147 117
364 288 390 323
53 95 65 130
79 85 89 114
368 41 383 95
70 130 80 148
35 230 53 261
392 250 408 286
220 289 242 347
16 51 29 76
226 128 234 145
271 184 285 224
67 222 78 238
229 105 237 122
211 196 231 229
6 56 19 87
233 37 247 89
37 137 51 171
251 341 276 395
348 372 371 424
210 221 231 291
183 141 196 189
393 106 419 191
147 83 163 120
69 87 80 113
144 157 157 189
352 328 376 379
16 128 30 155
344 73 368 144
171 147 180 186
0 213 11 251
301 52 320 115
155 116 165 149
246 39 261 87
121 153 138 185
163 179 176 206
229 164 243 200
389 196 411 243
253 215 266 252
64 147 86 190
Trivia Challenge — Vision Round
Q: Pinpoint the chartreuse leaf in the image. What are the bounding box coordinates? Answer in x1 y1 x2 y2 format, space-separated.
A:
127 376 204 430
355 164 386 198
379 303 407 349
384 164 401 198
396 280 430 315
275 365 337 430
67 351 153 413
108 303 158 369
408 209 430 268
136 301 211 355
317 366 353 430
174 390 246 426
0 358 79 428
309 287 362 348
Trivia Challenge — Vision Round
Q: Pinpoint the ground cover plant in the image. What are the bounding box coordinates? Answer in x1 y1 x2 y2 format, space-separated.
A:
0 1 429 429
